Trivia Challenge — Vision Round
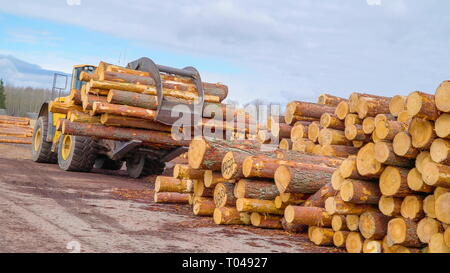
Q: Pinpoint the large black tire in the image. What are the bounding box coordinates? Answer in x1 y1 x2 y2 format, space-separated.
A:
126 155 165 178
57 134 97 172
94 156 123 170
31 116 57 163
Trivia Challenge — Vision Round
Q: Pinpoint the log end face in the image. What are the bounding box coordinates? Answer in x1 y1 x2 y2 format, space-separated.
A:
422 162 440 186
380 166 401 196
335 101 349 120
406 91 422 117
188 138 207 169
435 193 450 224
346 232 363 253
430 139 449 164
436 114 450 138
435 81 450 112
274 165 291 194
387 217 406 244
242 157 254 178
339 181 354 202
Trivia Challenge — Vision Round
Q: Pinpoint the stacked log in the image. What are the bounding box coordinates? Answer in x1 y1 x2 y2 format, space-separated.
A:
0 115 32 144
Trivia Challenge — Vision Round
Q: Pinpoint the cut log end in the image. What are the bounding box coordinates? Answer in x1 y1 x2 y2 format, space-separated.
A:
188 138 207 169
430 138 450 164
346 232 363 253
435 81 450 112
417 217 443 244
389 95 406 116
335 101 349 120
436 114 450 138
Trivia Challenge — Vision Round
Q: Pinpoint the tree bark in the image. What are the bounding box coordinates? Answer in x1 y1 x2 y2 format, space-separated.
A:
173 164 205 179
406 91 439 120
213 182 236 208
234 179 279 200
274 164 335 194
304 183 337 208
213 207 251 225
284 206 332 227
320 113 345 130
359 211 391 240
100 113 172 132
374 141 413 167
378 196 403 217
339 179 381 204
387 217 424 247
154 192 190 203
236 198 283 215
250 213 282 229
317 94 347 106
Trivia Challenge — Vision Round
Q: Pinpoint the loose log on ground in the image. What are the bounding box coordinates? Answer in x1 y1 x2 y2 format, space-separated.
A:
359 211 391 240
310 228 334 246
339 179 381 204
374 142 413 167
422 162 450 189
236 198 283 215
435 192 450 224
400 195 425 221
346 215 360 231
406 168 433 193
234 179 279 200
417 217 443 244
380 166 414 197
274 164 335 194
213 182 236 208
213 207 251 225
250 213 282 229
62 121 189 147
346 232 364 253
303 183 337 208
435 114 450 139
379 196 403 217
154 192 190 204
406 91 439 120
389 95 407 116
193 198 215 216
325 196 376 215
387 217 424 247
393 131 419 158
284 206 332 227
155 176 194 193
409 117 436 149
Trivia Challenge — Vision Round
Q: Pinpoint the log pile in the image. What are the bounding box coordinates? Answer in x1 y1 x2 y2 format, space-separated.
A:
0 115 32 144
148 88 450 253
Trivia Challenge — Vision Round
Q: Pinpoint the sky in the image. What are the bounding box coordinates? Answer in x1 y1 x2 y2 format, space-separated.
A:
0 0 450 105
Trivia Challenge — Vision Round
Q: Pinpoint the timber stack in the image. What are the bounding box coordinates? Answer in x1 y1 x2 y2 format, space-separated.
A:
0 115 32 144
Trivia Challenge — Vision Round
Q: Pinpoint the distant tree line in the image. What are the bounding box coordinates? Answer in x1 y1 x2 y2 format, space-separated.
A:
2 84 55 117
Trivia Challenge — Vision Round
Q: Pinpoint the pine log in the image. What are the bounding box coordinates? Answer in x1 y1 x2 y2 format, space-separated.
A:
359 211 391 240
303 183 337 208
362 239 382 253
49 100 82 114
284 206 332 227
333 231 350 248
339 156 369 180
429 233 450 253
357 96 390 119
345 113 362 127
435 81 450 112
346 215 360 231
270 122 293 139
318 128 351 146
345 124 370 142
331 170 346 191
406 91 439 120
400 195 425 221
285 101 335 125
417 217 443 244
335 101 349 120
320 113 345 130
213 207 251 225
193 180 214 197
346 232 364 253
204 170 234 188
397 111 412 123
81 92 108 111
374 141 413 167
375 120 407 141
290 122 309 141
356 143 385 177
307 121 321 142
281 218 307 233
107 89 158 109
389 95 407 117
339 179 381 204
435 114 450 139
325 196 376 215
422 162 450 189
236 198 283 215
0 136 32 144
310 228 334 246
173 164 205 180
390 245 422 253
279 138 293 150
416 151 433 174
435 187 450 199
445 227 450 248
188 138 259 170
250 213 282 229
193 198 215 216
234 179 278 200
155 176 194 193
274 164 335 194
154 192 190 203
317 94 346 106
375 113 396 124
292 138 315 153
423 195 436 219
62 121 189 146
408 117 436 149
430 138 450 165
406 168 433 193
100 114 171 132
387 217 424 247
393 132 419 158
332 215 349 231
213 182 236 208
435 192 450 224
279 193 308 206
380 166 414 197
379 196 403 217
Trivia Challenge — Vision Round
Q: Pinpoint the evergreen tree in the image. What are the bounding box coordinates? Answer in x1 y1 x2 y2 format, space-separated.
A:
0 79 5 109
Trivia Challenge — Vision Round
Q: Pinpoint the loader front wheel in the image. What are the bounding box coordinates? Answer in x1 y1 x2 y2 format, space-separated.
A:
126 154 165 178
57 134 97 172
31 116 57 163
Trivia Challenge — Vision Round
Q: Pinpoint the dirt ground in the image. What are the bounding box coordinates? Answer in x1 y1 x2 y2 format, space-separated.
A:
0 143 342 253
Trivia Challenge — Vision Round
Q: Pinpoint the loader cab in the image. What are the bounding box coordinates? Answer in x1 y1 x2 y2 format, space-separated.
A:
71 65 96 90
